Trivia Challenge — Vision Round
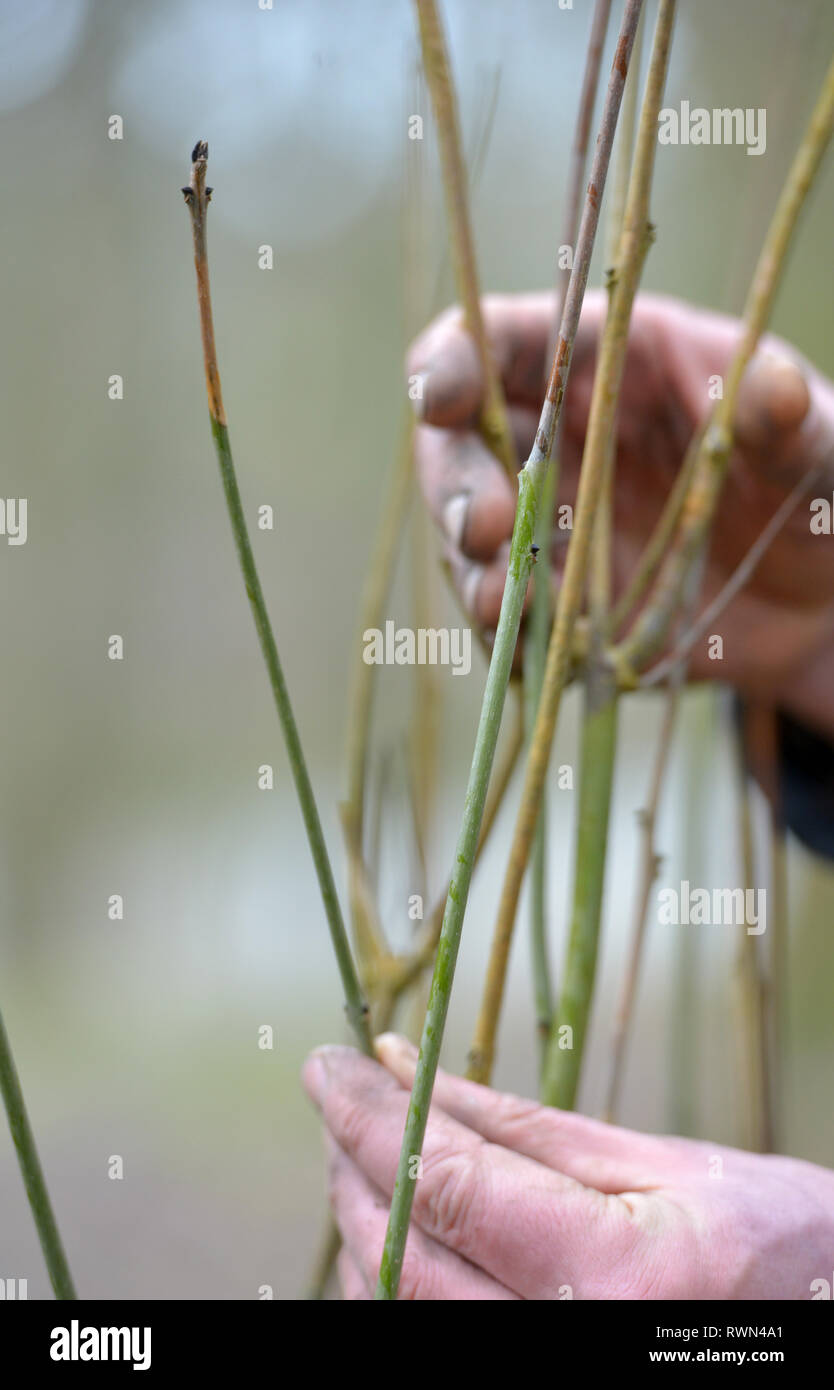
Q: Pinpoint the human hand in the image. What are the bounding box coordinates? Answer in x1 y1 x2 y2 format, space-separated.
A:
303 1033 834 1300
409 291 834 737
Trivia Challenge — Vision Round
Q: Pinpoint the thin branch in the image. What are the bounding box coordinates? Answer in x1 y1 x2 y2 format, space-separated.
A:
642 460 826 687
342 417 414 867
0 1004 76 1298
617 53 834 675
375 0 644 1299
304 1214 342 1301
415 0 517 481
182 143 372 1055
467 0 669 1091
666 690 714 1137
741 701 788 1153
602 686 677 1121
548 1 647 1115
339 810 391 975
545 0 614 367
340 57 504 969
527 0 614 1082
540 663 618 1109
526 464 557 1070
373 691 525 1026
601 546 705 1122
733 719 773 1153
532 0 643 1096
340 417 414 974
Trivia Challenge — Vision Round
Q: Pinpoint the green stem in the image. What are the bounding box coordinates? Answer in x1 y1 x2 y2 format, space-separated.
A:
541 667 618 1108
183 143 371 1057
540 0 673 1112
375 0 644 1299
525 0 614 1082
467 0 669 1090
0 1005 76 1298
551 7 645 1111
525 464 556 1072
376 470 539 1300
209 417 372 1053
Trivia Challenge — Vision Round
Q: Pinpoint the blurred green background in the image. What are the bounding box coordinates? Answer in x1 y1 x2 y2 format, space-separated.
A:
1 0 833 1299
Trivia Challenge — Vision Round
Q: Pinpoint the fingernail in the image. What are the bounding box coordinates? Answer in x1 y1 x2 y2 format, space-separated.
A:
442 492 470 549
302 1047 334 1103
762 354 810 430
375 1032 417 1067
460 560 484 618
737 352 810 447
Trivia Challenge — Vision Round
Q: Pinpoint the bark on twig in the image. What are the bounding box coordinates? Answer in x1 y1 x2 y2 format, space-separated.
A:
376 0 645 1299
182 143 372 1054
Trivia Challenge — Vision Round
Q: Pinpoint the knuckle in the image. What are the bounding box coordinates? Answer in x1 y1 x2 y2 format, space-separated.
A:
332 1092 371 1160
419 1144 485 1248
493 1092 544 1135
397 1246 441 1302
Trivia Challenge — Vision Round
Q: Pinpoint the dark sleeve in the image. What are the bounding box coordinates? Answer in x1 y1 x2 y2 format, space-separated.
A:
778 712 834 859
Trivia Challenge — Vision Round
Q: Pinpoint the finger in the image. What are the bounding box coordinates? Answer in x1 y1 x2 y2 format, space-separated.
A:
326 1135 517 1301
374 1033 696 1192
734 351 810 451
303 1045 645 1299
643 295 834 486
445 540 533 632
337 1245 371 1301
413 294 611 564
733 346 834 486
414 424 519 563
408 295 548 427
408 291 609 427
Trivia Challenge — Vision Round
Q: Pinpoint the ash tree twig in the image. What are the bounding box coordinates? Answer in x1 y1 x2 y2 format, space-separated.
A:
0 1004 76 1298
550 0 646 1108
527 0 615 1079
540 0 647 1113
741 700 788 1153
540 0 676 1113
467 0 667 1094
374 0 645 1301
733 718 773 1153
601 683 677 1122
526 462 557 1069
414 0 517 481
601 546 705 1123
181 143 371 1056
544 0 614 369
